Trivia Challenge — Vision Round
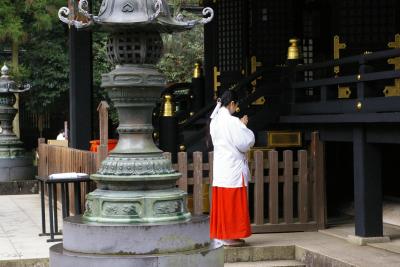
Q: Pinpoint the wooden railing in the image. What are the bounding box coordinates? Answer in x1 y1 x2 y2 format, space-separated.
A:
38 132 325 233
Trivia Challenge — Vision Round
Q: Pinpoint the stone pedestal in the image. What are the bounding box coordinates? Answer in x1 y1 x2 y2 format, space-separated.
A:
50 216 223 267
0 156 34 182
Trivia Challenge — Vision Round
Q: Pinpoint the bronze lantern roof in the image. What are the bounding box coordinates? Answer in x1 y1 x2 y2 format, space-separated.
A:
59 0 214 33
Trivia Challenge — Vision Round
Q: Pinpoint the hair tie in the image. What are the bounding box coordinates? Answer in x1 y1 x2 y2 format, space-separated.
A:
210 99 222 119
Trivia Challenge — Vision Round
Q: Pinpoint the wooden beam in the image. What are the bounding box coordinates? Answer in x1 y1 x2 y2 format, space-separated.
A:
289 97 400 115
280 112 400 124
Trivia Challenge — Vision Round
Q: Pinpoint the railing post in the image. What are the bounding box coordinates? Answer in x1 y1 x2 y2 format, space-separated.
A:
283 150 293 224
193 152 203 215
254 150 264 225
191 63 205 113
159 95 178 162
298 150 308 223
268 150 279 224
357 58 366 100
97 101 109 169
37 138 46 177
208 151 213 210
311 132 326 229
177 152 188 192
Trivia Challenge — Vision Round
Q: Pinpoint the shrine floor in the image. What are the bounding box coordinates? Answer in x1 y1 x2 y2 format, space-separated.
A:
1 194 400 267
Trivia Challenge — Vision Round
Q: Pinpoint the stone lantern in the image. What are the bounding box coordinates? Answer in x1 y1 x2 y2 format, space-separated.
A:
0 64 33 182
50 1 222 266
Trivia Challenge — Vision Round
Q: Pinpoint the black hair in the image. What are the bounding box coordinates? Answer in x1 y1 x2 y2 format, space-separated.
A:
205 90 239 151
220 90 238 107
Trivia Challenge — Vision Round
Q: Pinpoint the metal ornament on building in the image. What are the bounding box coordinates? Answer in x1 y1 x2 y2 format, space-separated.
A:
287 38 299 60
52 1 222 266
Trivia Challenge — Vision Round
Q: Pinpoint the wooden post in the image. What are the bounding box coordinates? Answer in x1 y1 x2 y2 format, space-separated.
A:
353 127 383 237
208 151 213 209
269 150 279 224
97 101 109 169
193 152 203 215
69 26 92 150
311 132 326 229
283 150 293 224
177 152 188 192
298 150 308 223
37 138 46 177
254 150 264 225
64 121 69 141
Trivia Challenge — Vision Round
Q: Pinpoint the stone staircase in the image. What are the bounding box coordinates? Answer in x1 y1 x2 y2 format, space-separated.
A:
225 260 305 266
223 244 354 267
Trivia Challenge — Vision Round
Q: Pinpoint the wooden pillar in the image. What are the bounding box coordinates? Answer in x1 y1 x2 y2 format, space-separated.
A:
69 27 92 150
353 127 383 237
97 101 109 168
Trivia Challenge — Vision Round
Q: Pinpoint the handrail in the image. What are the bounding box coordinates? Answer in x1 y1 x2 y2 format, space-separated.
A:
178 67 274 130
295 48 400 72
162 82 192 96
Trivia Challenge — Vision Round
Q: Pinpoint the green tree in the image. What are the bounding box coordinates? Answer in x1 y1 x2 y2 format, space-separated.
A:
0 0 65 74
157 4 205 83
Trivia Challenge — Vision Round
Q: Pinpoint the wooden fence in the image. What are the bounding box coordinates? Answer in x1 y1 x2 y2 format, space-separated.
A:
37 132 325 233
168 132 326 233
37 139 98 214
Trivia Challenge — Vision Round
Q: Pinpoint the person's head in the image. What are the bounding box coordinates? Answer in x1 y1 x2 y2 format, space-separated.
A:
59 129 64 134
220 90 238 114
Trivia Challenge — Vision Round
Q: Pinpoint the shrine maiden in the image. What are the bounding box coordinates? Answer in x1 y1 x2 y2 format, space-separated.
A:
209 90 255 246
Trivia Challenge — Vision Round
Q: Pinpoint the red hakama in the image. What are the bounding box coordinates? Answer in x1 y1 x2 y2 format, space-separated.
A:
210 180 251 239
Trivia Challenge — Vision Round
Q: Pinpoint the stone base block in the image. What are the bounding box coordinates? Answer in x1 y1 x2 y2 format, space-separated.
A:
347 235 391 246
63 215 210 254
0 157 34 182
0 180 38 195
50 241 224 267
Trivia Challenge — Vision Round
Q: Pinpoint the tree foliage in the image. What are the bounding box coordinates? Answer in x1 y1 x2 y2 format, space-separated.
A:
157 5 204 83
0 0 204 115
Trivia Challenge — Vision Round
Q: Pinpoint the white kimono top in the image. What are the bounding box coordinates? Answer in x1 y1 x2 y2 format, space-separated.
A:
210 107 255 188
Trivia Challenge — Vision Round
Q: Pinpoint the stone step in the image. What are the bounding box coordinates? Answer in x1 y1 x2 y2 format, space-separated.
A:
224 245 296 263
224 260 306 267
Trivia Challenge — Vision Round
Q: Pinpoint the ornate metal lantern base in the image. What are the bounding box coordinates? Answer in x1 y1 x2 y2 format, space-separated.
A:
51 2 223 267
81 50 191 223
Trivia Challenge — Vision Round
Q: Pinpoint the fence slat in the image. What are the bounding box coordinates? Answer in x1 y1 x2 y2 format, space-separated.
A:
193 152 203 215
283 150 293 224
298 150 308 223
254 150 264 225
177 152 188 191
269 150 279 224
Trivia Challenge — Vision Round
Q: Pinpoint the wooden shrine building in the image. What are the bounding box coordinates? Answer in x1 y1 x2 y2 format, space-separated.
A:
158 0 400 240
